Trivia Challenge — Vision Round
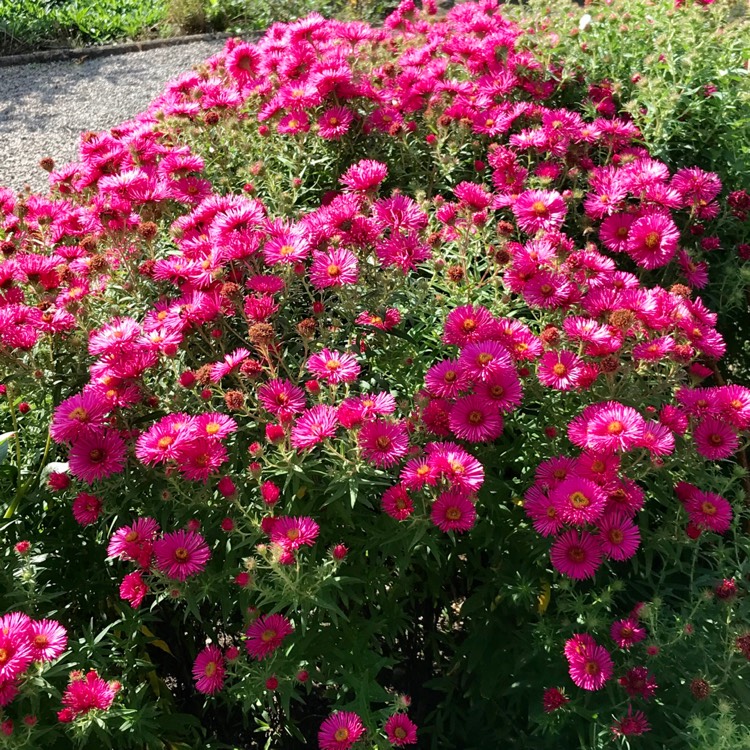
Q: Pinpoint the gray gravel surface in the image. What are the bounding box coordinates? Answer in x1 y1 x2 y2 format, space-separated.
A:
0 39 226 194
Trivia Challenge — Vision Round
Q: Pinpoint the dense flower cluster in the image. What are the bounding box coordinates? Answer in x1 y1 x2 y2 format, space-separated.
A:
0 0 748 746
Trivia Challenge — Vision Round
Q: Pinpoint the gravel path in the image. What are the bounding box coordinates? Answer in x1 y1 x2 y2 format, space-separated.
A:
0 40 226 194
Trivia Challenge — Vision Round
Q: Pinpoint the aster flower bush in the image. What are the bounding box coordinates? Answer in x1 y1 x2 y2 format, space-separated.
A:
1 1 750 748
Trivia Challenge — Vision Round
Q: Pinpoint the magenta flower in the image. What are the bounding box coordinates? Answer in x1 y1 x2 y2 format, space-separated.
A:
153 530 210 581
430 490 477 533
192 645 225 695
550 530 603 580
68 429 127 484
318 711 365 750
245 614 293 660
358 420 409 468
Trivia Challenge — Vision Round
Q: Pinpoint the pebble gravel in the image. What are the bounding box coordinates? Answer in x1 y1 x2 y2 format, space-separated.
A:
0 39 226 194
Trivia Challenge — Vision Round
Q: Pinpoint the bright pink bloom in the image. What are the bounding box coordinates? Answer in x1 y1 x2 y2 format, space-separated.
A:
425 359 470 399
611 617 647 649
153 530 210 581
340 159 388 193
60 671 116 718
537 350 583 391
318 711 365 750
107 517 160 566
306 349 360 384
685 490 733 533
359 420 409 467
245 614 293 660
513 189 567 234
384 713 418 746
310 248 359 289
269 516 320 551
210 348 250 382
551 476 607 526
550 530 603 580
524 487 564 537
28 620 67 662
382 485 415 520
257 379 306 419
50 390 109 443
119 571 148 608
457 340 513 383
566 638 613 690
442 305 496 347
597 513 640 560
693 417 739 460
192 645 225 694
430 491 477 533
625 211 680 269
68 429 127 484
291 405 339 449
72 493 103 525
449 395 504 442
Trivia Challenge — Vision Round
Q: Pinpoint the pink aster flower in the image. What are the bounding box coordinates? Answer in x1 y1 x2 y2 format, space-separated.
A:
718 385 750 430
119 571 148 608
193 413 237 441
384 714 417 746
637 421 675 456
192 645 225 695
50 390 109 443
177 441 229 483
68 429 127 484
0 631 33 681
318 711 365 750
599 212 635 253
550 530 603 580
310 247 359 289
551 476 607 526
597 512 641 560
430 490 477 533
457 340 513 383
359 420 409 468
400 459 438 491
576 402 645 454
60 670 117 718
524 486 564 537
512 189 567 234
28 619 67 662
291 405 339 449
306 349 360 385
318 106 354 140
245 613 293 660
72 492 103 525
153 530 210 581
475 369 523 413
382 485 415 520
263 231 310 265
425 359 471 398
107 517 160 566
566 639 613 690
693 417 739 460
426 442 485 493
448 395 504 443
269 516 320 551
340 159 388 193
625 211 680 269
210 348 250 382
611 617 647 649
442 305 497 347
537 350 584 391
685 490 733 533
257 379 306 420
